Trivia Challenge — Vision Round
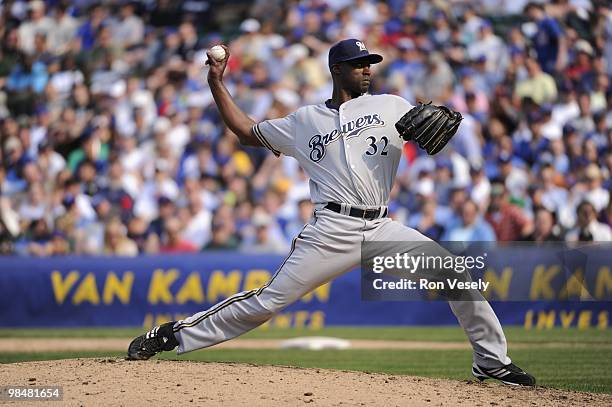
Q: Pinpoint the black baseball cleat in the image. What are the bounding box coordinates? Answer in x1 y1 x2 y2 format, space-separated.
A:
472 363 536 386
126 321 179 360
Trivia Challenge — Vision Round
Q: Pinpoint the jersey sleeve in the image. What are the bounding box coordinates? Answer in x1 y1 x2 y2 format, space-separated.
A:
388 95 415 141
389 94 414 122
252 112 297 157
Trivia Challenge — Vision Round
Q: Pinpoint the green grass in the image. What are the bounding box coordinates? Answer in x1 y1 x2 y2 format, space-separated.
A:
0 327 610 394
1 326 611 343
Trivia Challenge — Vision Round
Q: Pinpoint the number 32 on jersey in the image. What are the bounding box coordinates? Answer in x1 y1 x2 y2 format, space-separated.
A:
364 135 389 156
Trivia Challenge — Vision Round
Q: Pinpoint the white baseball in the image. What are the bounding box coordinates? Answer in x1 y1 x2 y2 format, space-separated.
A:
209 45 226 61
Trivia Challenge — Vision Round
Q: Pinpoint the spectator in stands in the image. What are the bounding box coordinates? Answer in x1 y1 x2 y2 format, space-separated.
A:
0 0 609 258
432 159 454 207
18 0 54 56
539 164 568 214
548 137 569 175
48 230 71 256
486 183 533 241
0 29 22 80
565 39 596 89
47 3 79 55
469 164 491 213
114 2 145 49
285 198 314 240
17 182 49 225
566 201 612 242
159 217 197 253
103 217 138 256
413 196 445 241
552 82 579 127
0 193 18 254
203 219 240 251
180 184 212 250
22 218 52 256
32 33 54 66
147 196 176 244
387 38 425 88
514 56 557 105
37 140 66 183
76 195 109 255
497 152 529 200
580 164 609 213
524 2 567 74
442 200 496 241
415 52 454 103
127 216 154 254
6 54 48 115
240 211 288 254
440 187 469 228
0 223 15 255
467 20 508 82
524 207 562 242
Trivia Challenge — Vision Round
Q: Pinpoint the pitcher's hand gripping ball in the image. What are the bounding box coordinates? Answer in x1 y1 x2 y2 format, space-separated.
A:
395 102 463 155
209 45 226 61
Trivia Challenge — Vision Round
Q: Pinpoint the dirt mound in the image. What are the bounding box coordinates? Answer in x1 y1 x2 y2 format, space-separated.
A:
1 358 610 406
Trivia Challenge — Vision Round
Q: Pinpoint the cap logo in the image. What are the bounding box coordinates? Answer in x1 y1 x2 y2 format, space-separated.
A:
355 41 367 52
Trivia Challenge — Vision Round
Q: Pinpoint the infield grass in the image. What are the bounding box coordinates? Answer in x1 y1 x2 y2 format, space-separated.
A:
1 326 610 343
0 327 610 394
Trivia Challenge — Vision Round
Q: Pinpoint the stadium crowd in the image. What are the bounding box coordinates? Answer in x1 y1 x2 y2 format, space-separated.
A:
0 0 610 257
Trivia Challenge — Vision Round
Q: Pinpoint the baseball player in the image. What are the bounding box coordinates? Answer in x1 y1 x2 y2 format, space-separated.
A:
127 39 535 386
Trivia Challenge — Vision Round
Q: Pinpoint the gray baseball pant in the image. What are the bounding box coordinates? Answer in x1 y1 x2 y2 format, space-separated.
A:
173 207 510 368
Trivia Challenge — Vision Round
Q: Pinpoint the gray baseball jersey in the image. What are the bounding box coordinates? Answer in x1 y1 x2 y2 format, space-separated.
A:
173 94 511 370
252 94 412 206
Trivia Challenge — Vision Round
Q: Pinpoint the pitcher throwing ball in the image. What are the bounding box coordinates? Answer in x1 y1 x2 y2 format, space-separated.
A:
127 39 535 386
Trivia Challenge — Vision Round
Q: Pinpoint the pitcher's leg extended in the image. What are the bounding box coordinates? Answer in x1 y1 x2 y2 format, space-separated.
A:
174 261 316 354
367 219 534 385
127 215 361 359
176 237 357 352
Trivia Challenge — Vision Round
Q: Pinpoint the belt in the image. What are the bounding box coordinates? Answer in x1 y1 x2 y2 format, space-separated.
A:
324 202 388 220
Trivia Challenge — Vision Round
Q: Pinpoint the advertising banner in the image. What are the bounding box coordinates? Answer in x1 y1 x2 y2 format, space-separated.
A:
0 248 609 328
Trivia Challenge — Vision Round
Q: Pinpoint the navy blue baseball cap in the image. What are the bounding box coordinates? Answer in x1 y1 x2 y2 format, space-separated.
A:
328 39 383 69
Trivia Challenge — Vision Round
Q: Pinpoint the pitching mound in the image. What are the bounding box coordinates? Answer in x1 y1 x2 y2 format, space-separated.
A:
0 358 612 407
2 359 611 406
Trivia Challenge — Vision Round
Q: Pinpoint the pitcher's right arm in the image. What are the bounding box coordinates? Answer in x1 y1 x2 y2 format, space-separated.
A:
206 45 262 148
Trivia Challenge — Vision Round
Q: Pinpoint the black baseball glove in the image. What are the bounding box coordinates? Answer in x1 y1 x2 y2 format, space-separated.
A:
395 102 463 155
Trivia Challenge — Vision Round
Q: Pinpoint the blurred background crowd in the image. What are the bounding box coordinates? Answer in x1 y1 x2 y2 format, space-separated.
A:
0 0 610 257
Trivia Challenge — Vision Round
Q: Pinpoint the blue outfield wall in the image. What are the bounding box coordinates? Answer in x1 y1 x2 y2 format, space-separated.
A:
0 252 610 328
